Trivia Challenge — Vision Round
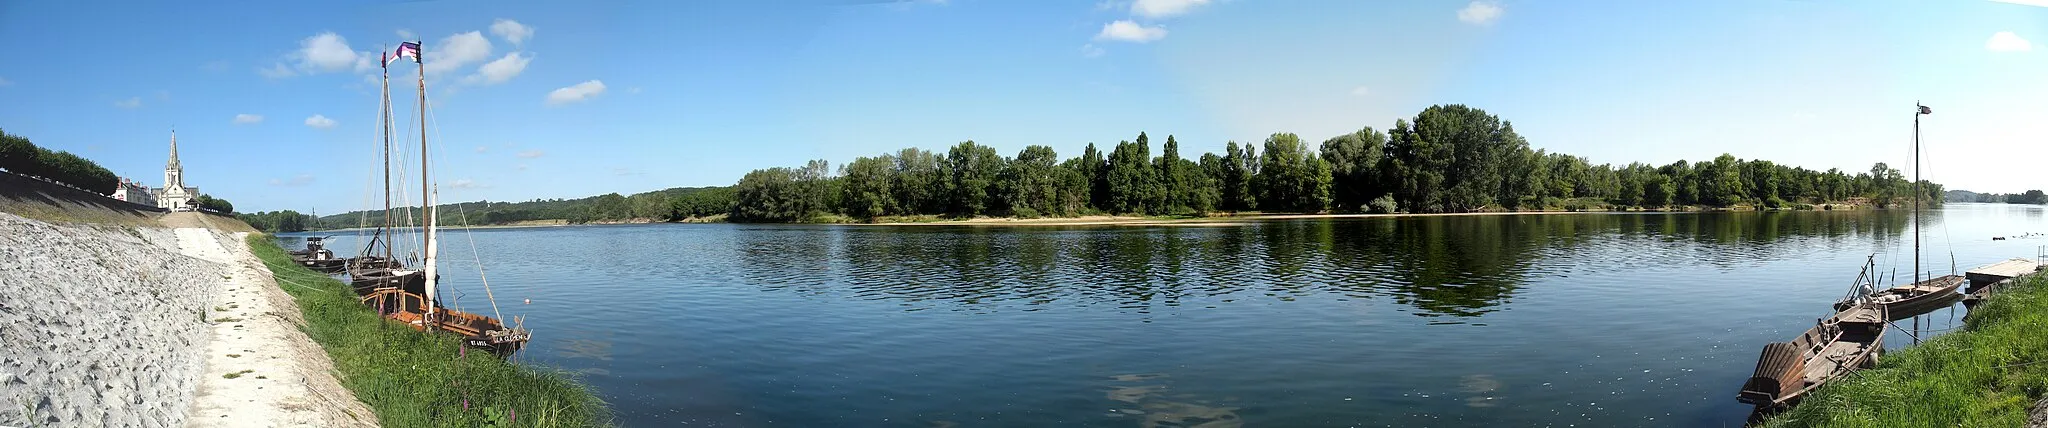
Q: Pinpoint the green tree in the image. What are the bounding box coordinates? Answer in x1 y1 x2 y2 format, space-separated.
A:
1320 127 1386 212
945 142 1002 215
839 155 898 219
1220 141 1256 211
1002 145 1061 216
1104 138 1157 214
1257 133 1331 212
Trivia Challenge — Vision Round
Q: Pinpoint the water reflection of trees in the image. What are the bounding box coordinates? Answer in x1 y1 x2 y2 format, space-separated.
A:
745 212 1911 319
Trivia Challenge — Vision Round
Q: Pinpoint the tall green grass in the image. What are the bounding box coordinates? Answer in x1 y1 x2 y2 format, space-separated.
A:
1760 274 2048 427
245 235 613 427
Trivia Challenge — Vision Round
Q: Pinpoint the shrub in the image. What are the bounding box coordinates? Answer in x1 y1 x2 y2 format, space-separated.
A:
1368 194 1398 214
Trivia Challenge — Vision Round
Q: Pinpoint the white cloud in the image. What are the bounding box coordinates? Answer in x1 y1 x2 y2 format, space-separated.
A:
490 19 534 46
1458 2 1504 26
1988 31 2033 52
232 114 264 124
628 87 643 94
474 145 489 153
268 174 315 187
305 114 337 129
424 31 494 77
397 29 416 40
114 97 142 109
450 178 487 189
1096 20 1168 43
545 80 607 106
258 63 297 79
1350 86 1371 96
1131 0 1209 18
294 32 364 72
0 76 13 86
465 52 532 85
517 150 546 158
1081 43 1106 58
1989 0 2048 7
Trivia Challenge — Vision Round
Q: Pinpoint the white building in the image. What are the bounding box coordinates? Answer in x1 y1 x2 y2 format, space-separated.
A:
112 177 156 207
153 131 198 211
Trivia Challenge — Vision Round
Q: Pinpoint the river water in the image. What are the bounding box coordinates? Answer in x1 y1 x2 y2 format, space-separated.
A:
282 203 2048 427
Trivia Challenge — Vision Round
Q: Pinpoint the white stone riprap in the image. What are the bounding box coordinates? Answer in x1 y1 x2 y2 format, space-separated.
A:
0 213 220 427
0 213 373 427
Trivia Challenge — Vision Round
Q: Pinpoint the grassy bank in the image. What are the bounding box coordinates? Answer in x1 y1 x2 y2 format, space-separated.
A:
245 235 612 427
1760 274 2048 427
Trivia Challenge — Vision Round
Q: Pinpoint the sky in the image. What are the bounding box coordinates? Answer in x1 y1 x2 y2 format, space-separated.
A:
1 0 2046 213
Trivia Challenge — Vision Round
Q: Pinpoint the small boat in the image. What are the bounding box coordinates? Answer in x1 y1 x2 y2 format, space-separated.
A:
1832 269 1964 321
1738 302 1888 410
288 236 348 273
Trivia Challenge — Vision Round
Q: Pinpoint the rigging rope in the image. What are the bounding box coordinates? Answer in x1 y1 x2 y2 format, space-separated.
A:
425 95 512 325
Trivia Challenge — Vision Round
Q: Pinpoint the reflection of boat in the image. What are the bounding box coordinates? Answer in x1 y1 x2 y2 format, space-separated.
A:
1738 303 1887 410
348 40 529 356
288 236 347 273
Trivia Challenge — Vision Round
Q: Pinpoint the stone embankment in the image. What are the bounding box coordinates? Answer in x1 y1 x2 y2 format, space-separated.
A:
0 212 371 427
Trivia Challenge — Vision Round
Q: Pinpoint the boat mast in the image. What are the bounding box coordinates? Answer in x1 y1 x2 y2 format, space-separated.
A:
380 44 395 264
1913 102 1926 283
419 40 439 324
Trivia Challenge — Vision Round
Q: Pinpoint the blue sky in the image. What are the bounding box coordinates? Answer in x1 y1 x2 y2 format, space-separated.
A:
2 0 2046 213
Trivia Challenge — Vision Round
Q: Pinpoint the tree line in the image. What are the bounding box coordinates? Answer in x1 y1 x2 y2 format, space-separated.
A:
727 104 1945 222
239 209 316 232
0 128 120 194
1947 189 2046 205
311 186 736 229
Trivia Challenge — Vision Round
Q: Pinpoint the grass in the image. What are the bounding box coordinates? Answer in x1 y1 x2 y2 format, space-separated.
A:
223 370 253 379
1759 274 2048 427
244 235 613 427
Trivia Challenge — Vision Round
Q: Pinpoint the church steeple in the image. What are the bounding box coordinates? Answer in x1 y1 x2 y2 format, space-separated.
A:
167 129 180 170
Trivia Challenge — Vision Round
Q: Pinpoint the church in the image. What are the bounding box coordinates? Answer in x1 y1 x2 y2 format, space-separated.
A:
153 131 199 211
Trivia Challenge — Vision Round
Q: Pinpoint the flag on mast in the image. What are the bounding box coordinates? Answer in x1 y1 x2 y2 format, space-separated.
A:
392 42 421 65
1918 105 1932 115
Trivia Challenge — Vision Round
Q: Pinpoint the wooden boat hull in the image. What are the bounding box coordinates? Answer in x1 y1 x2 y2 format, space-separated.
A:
1834 275 1965 320
348 268 426 296
360 288 530 356
1738 303 1887 409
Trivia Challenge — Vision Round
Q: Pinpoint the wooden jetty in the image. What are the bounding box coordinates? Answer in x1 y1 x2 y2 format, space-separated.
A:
1963 258 2042 307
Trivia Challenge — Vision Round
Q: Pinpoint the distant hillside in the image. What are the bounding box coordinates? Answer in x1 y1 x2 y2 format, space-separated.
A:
1947 189 2047 204
311 185 734 229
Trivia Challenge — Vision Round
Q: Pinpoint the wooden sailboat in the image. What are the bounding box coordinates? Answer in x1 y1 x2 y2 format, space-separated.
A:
347 45 421 295
1832 103 1963 320
353 40 531 355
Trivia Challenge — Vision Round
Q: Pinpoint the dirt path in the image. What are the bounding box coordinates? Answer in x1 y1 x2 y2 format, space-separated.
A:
178 230 377 428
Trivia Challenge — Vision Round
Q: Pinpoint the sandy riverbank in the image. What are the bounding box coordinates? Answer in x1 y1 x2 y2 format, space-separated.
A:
0 212 371 427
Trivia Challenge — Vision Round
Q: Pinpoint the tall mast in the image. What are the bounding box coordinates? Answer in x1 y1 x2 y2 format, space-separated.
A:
1913 102 1924 283
419 40 439 323
381 45 395 264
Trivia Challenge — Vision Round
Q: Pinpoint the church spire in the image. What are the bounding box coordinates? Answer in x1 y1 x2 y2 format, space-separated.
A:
167 128 181 170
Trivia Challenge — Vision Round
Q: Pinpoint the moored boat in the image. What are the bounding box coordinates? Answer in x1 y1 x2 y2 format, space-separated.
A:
1737 302 1887 410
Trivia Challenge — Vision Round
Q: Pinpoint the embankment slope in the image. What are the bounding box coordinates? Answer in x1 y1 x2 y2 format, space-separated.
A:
0 181 370 427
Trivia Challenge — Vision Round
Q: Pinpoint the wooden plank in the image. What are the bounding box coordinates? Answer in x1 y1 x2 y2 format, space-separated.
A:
1967 258 2040 285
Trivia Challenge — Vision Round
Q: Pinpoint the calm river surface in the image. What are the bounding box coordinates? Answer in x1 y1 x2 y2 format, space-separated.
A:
285 203 2048 427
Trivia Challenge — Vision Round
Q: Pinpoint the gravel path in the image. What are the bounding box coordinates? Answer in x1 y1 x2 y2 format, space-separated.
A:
181 229 375 427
